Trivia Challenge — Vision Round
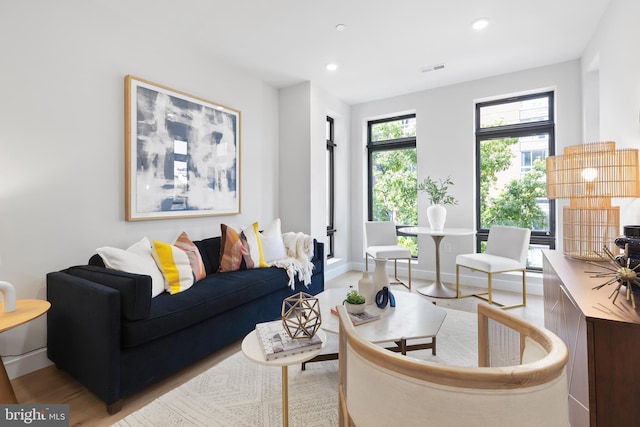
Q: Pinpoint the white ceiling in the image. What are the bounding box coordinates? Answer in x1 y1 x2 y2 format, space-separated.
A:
106 0 612 104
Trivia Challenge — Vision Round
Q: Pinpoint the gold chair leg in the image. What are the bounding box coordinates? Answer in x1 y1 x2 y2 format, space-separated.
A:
456 264 479 299
522 269 527 306
459 265 527 310
390 259 411 291
488 273 493 305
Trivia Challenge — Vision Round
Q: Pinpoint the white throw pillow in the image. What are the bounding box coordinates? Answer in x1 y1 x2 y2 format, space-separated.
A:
97 237 165 298
260 218 287 263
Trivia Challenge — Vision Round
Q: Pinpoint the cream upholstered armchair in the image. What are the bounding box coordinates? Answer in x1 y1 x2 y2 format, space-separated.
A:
364 221 411 290
337 303 569 427
456 225 531 309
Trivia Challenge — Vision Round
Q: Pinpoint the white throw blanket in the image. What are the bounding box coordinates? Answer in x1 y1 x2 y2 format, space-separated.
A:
270 232 315 289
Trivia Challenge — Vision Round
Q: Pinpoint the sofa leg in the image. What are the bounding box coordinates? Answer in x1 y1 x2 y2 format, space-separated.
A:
107 400 123 415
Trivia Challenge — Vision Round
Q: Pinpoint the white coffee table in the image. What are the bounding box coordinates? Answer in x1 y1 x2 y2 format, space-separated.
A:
242 328 326 427
303 288 447 368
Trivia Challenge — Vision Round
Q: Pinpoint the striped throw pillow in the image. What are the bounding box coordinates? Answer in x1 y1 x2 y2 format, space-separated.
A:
173 232 206 282
152 240 195 295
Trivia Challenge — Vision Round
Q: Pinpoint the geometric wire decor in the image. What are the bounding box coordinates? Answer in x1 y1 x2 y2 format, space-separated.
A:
547 141 640 260
281 292 322 339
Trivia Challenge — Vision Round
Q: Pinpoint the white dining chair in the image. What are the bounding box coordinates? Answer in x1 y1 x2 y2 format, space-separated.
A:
455 225 530 309
364 221 411 290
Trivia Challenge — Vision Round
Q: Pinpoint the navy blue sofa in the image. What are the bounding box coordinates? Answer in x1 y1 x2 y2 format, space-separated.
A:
46 236 324 414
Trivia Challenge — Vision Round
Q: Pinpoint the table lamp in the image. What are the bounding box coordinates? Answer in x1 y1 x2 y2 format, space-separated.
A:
546 141 640 260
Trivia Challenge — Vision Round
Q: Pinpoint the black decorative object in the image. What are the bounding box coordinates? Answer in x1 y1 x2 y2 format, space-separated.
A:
614 225 640 289
375 286 396 309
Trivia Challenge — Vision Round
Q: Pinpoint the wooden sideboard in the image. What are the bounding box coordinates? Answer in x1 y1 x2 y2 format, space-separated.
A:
543 250 640 427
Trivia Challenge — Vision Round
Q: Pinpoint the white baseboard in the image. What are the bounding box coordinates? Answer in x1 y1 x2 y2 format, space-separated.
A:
2 347 52 380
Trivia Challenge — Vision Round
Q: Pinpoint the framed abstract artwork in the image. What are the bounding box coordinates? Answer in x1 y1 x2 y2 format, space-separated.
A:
125 75 241 220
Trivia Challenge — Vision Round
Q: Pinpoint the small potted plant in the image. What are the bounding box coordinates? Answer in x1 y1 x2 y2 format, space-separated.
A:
343 290 366 314
417 175 458 232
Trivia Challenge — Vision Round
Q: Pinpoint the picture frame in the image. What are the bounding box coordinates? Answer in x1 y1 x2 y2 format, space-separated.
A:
125 75 241 221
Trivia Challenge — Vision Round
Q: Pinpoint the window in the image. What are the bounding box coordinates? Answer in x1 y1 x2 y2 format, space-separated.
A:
475 92 556 270
326 116 336 258
367 114 417 256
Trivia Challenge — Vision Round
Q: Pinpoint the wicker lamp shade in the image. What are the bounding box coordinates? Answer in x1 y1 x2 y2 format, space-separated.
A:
281 292 321 339
546 141 640 260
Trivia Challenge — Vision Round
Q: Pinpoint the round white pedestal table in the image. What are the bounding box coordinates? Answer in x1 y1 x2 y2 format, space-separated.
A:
398 227 475 298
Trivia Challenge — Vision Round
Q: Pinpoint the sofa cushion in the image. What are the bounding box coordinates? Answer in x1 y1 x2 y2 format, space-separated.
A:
120 267 292 348
66 265 152 321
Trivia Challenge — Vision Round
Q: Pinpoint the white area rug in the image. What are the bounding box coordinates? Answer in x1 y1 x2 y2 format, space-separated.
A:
113 307 477 427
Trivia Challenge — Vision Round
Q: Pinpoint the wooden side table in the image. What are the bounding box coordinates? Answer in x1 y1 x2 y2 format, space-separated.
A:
0 299 51 403
241 329 326 427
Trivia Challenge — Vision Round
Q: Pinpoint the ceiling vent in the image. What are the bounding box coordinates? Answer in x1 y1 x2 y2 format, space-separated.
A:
419 63 446 73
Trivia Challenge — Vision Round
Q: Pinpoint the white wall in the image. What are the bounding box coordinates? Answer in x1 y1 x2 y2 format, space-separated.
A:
0 1 282 377
349 61 583 292
582 0 640 227
279 83 351 278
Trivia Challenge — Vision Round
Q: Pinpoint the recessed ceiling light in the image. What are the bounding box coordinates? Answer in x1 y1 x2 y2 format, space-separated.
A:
472 18 489 30
326 63 338 71
335 24 346 31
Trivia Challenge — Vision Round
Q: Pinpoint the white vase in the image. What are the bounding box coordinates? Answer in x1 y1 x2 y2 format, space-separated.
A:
0 281 16 313
358 271 374 305
372 258 390 296
427 204 447 232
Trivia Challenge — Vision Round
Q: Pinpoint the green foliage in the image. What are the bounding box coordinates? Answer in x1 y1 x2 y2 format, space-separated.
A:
481 161 547 229
417 175 458 206
344 290 365 304
479 137 518 211
371 149 417 226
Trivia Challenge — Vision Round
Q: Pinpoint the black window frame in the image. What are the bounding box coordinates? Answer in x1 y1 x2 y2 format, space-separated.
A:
326 116 336 259
475 91 556 268
366 113 417 251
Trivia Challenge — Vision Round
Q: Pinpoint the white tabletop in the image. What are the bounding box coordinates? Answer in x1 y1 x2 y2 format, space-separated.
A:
316 288 447 343
241 329 327 367
398 226 475 237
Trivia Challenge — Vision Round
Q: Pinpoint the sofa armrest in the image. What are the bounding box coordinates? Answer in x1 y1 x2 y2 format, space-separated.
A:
46 271 123 405
313 239 324 264
65 265 151 320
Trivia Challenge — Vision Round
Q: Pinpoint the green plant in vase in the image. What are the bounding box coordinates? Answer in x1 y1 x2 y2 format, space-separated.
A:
343 290 366 314
418 175 458 231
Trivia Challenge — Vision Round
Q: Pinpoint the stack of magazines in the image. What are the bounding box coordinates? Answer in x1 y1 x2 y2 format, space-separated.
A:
255 320 322 361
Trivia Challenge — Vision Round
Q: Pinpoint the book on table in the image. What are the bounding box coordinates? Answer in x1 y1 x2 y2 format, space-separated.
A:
330 307 381 326
255 320 322 361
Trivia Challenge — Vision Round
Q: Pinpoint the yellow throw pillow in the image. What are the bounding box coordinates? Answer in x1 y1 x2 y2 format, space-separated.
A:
152 240 195 295
242 222 268 268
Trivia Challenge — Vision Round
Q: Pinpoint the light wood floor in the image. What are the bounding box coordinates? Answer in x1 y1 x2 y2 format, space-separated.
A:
10 271 544 426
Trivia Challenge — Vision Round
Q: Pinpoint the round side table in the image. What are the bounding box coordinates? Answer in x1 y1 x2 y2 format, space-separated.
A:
0 299 51 403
